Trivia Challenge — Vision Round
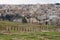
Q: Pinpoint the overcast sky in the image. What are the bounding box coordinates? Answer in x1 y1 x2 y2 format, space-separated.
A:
0 0 60 4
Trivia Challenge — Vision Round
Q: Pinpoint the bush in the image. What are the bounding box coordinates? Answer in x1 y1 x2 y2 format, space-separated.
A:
22 17 27 23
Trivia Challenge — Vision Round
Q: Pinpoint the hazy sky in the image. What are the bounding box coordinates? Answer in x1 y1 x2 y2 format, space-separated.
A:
0 0 60 4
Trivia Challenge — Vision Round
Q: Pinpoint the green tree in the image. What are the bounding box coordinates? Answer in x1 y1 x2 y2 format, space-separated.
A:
22 17 27 23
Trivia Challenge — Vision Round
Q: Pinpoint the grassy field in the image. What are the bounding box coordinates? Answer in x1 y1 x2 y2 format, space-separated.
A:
0 21 60 40
0 32 60 40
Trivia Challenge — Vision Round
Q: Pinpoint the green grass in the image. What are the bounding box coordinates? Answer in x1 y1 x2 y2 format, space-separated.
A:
0 32 60 40
0 21 41 27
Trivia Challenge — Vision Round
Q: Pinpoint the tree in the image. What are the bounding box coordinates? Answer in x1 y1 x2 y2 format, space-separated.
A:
25 15 31 23
1 14 5 20
22 17 27 23
5 14 11 21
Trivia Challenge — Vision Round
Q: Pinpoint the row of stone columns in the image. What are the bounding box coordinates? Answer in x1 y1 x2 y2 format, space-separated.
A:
0 26 49 32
